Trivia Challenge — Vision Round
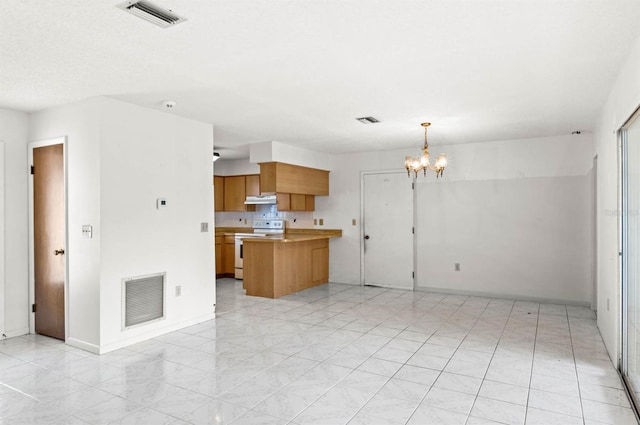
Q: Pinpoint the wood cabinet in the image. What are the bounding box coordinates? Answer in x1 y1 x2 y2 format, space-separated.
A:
218 174 260 212
223 235 235 275
260 162 329 195
243 238 330 298
223 176 246 211
215 235 223 275
215 235 236 277
246 174 260 196
276 193 315 211
214 176 224 212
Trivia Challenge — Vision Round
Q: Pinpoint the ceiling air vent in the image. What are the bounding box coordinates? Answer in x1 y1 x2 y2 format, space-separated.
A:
356 116 380 124
117 1 187 28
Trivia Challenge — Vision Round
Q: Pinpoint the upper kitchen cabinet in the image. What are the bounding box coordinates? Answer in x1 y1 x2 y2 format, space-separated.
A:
246 174 260 197
214 176 224 212
260 162 329 195
221 174 260 211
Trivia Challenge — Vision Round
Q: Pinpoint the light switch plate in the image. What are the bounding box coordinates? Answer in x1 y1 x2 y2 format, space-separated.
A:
200 222 209 232
82 225 92 238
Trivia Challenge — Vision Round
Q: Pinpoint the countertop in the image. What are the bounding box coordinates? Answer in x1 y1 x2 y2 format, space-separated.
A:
215 227 342 242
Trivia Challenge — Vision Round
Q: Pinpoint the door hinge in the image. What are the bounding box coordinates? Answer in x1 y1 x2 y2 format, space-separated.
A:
412 182 415 190
412 227 415 234
30 165 34 175
32 304 36 313
412 271 415 279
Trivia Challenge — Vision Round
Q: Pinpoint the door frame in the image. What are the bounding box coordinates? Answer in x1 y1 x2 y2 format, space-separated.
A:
360 169 417 289
28 136 68 338
0 141 5 337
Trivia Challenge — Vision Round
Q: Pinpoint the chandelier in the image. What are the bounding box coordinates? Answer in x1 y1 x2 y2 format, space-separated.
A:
404 122 447 178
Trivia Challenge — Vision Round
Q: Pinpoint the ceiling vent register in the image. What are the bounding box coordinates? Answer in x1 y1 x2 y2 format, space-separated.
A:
356 116 380 124
117 0 187 28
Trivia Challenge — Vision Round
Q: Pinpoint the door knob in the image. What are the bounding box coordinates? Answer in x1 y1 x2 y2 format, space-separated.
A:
364 235 370 240
54 249 65 256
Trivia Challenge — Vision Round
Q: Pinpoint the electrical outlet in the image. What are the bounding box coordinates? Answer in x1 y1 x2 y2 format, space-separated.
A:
244 218 247 224
352 219 356 226
454 263 461 272
200 222 209 232
319 218 324 225
175 286 182 297
314 219 318 225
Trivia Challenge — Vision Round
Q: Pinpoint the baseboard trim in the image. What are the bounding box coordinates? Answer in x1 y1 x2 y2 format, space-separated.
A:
1 327 29 339
66 337 100 354
415 285 592 307
98 312 216 354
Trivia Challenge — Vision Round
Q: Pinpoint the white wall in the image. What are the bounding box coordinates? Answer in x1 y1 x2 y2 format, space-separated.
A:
0 109 29 338
594 33 640 367
30 97 215 353
214 159 260 176
250 141 331 170
98 98 215 352
318 134 594 304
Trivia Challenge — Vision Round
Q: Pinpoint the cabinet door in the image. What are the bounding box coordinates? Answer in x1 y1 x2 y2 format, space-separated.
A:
290 194 306 211
223 239 235 274
214 176 225 212
246 175 260 196
224 176 246 211
215 236 222 275
305 195 315 211
276 193 290 211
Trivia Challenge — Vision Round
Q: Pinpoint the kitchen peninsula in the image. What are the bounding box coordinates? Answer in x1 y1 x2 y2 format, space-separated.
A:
242 229 341 298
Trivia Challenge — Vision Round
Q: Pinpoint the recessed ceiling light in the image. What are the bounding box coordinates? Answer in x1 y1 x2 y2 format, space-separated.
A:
571 130 582 134
161 100 177 109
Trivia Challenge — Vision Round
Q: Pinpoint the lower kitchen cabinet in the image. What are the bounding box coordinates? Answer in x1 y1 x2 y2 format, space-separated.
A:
223 236 235 276
216 235 236 277
215 236 223 275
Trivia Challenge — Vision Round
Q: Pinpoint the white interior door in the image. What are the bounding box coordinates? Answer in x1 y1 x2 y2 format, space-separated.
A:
363 172 414 289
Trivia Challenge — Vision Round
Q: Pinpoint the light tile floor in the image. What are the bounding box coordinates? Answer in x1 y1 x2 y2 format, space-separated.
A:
0 278 638 425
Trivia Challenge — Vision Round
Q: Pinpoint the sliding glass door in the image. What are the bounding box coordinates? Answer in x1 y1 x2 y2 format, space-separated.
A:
622 107 640 409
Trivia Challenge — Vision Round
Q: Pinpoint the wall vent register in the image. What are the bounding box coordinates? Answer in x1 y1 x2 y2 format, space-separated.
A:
122 272 165 329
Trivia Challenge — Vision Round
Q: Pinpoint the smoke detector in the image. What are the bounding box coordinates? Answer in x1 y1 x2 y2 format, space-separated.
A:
117 1 187 28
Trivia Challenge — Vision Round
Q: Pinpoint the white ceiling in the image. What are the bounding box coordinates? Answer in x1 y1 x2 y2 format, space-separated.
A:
2 1 640 159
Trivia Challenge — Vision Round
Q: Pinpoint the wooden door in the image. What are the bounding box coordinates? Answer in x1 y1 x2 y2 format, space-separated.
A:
363 172 414 290
33 144 65 340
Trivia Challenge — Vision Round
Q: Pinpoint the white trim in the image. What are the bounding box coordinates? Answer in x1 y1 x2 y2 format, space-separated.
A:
0 141 5 337
98 312 216 354
0 327 29 340
415 285 592 307
65 337 100 354
28 136 68 340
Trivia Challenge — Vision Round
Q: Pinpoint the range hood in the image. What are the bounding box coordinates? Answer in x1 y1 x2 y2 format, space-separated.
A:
244 195 277 205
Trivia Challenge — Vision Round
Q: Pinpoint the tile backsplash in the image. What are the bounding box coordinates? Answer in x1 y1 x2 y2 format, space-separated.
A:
214 205 314 228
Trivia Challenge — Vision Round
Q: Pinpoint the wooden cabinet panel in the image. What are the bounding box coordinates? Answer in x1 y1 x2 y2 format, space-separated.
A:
311 246 329 284
223 237 235 275
224 176 246 211
260 162 329 195
290 194 306 211
305 195 315 211
215 236 222 276
214 176 224 212
245 174 260 196
276 193 290 211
